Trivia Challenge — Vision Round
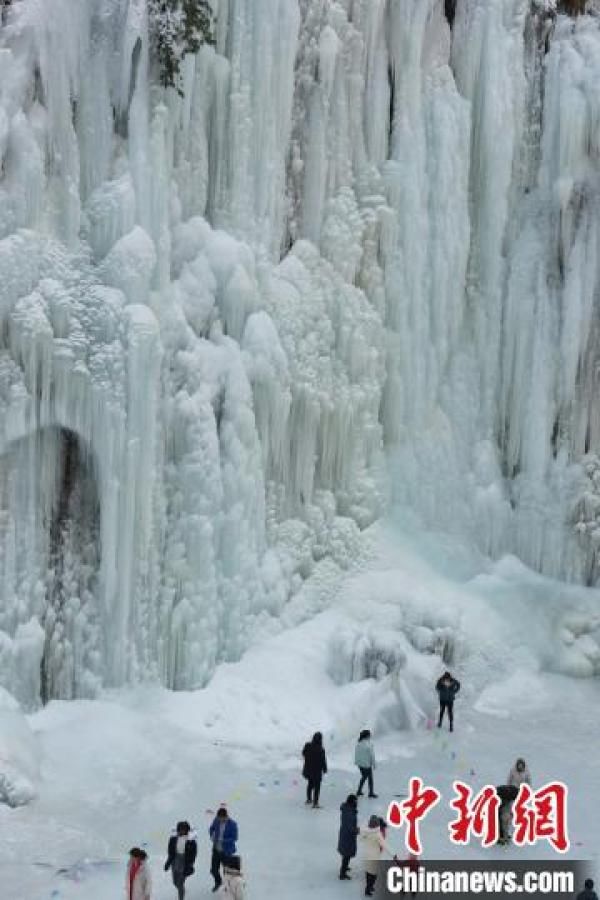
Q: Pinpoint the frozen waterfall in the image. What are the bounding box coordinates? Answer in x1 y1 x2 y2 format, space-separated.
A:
0 0 599 705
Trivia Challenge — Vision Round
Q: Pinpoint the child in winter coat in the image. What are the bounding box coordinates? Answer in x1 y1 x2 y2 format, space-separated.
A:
164 821 197 900
355 730 377 798
126 847 152 900
361 814 396 896
222 855 245 900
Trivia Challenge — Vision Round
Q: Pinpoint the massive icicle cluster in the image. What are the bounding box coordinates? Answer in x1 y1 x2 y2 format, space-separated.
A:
0 0 599 705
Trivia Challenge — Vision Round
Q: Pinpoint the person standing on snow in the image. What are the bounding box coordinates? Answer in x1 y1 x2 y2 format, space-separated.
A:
126 847 152 900
507 757 531 788
495 785 518 845
337 794 359 880
499 758 531 843
355 730 377 798
302 731 328 808
209 806 238 892
577 879 599 900
361 813 397 896
435 671 460 732
221 855 245 900
164 821 197 900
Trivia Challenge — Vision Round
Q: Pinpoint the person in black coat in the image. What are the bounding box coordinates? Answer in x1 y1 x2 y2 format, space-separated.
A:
302 731 327 808
337 794 359 880
577 879 599 900
435 671 460 731
495 785 518 845
164 820 197 900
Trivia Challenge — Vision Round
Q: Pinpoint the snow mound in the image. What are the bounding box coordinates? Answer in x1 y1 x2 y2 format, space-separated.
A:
474 669 552 719
0 691 38 807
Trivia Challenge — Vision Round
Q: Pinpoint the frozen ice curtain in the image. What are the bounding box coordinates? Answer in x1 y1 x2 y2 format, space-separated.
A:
0 0 599 704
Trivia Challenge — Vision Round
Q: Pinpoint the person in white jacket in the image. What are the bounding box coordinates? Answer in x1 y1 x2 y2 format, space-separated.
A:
361 815 396 896
355 730 377 798
125 847 152 900
221 856 245 900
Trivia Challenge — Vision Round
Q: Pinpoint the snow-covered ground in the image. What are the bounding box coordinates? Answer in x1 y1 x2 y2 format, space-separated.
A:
2 525 599 900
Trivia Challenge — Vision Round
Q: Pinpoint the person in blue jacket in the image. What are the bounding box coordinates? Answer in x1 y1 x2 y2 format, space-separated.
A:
435 671 460 732
209 807 238 892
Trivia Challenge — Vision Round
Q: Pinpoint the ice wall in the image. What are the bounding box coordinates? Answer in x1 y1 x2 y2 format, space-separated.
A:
0 0 599 705
391 0 600 585
0 0 387 705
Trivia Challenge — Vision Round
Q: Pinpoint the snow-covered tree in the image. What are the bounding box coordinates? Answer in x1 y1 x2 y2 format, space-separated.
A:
148 0 215 95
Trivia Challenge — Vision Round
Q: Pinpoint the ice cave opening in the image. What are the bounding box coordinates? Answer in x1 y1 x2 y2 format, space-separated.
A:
0 426 101 704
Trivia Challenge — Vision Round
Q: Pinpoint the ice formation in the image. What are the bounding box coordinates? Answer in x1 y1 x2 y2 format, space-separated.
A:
0 0 599 705
0 686 38 806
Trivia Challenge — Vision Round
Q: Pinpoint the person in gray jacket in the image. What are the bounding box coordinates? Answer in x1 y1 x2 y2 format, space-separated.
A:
507 758 531 789
355 730 377 798
500 759 531 843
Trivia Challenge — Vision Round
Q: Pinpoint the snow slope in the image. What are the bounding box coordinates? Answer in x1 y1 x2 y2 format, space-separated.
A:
1 528 599 899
